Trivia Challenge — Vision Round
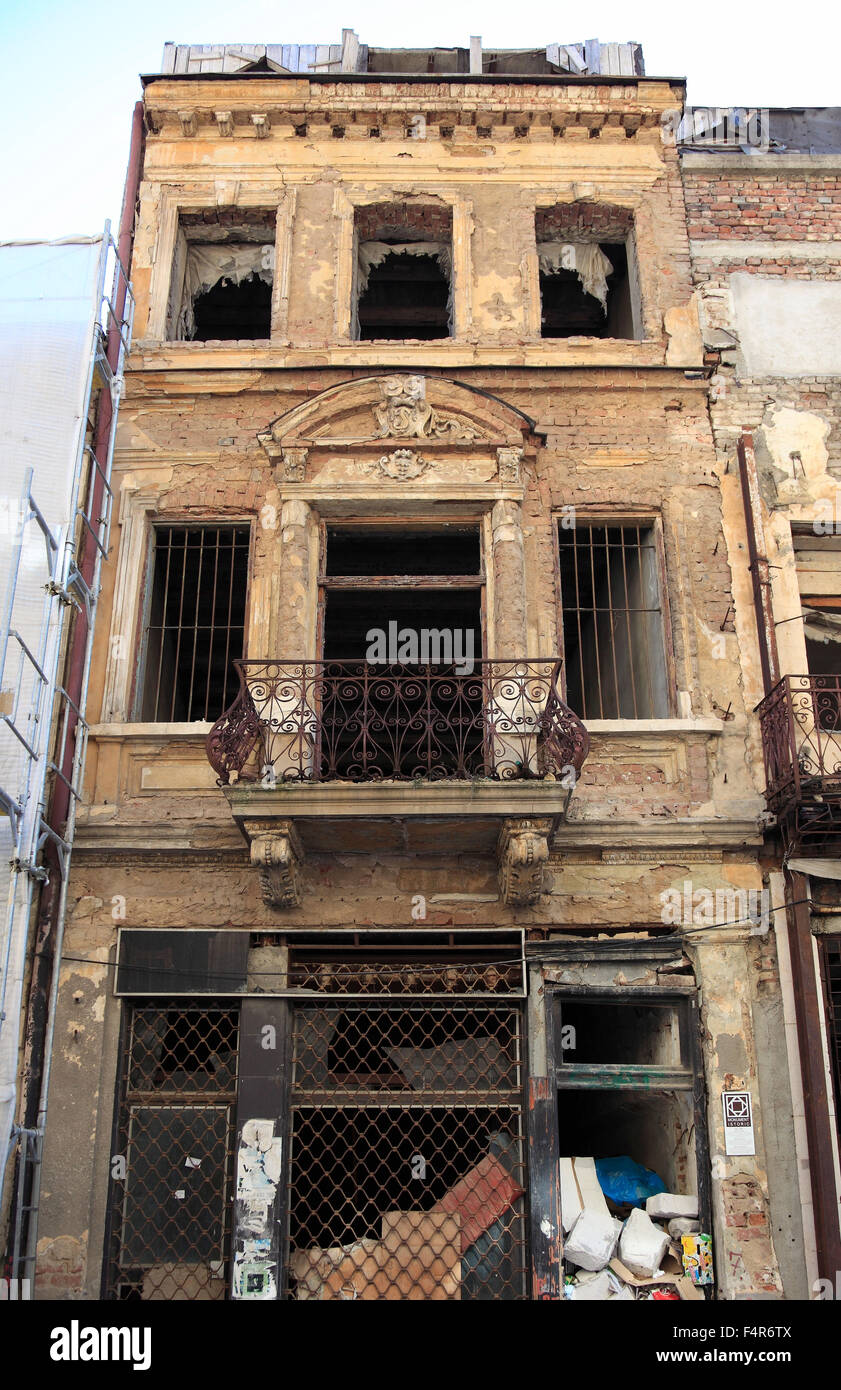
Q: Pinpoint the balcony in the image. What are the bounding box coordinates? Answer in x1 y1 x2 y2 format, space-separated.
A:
206 659 589 908
757 674 841 851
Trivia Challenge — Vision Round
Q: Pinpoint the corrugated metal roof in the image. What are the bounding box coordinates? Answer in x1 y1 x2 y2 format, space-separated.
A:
159 37 643 78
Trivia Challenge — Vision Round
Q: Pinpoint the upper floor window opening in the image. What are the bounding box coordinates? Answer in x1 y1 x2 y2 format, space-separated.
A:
166 209 276 343
536 203 638 340
558 520 671 719
136 523 250 722
354 201 453 341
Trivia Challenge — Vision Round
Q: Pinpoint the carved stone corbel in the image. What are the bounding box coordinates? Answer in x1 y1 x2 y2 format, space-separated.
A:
497 817 553 906
256 428 309 481
279 447 308 481
177 110 197 137
215 110 234 137
496 446 524 484
245 818 304 909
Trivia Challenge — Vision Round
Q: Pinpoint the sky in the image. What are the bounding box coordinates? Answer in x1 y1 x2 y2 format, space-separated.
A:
0 0 838 241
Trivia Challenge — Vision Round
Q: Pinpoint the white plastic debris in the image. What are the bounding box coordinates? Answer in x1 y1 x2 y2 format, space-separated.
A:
568 1269 612 1300
646 1192 699 1221
668 1216 702 1239
606 1270 635 1301
564 1210 620 1272
619 1208 670 1278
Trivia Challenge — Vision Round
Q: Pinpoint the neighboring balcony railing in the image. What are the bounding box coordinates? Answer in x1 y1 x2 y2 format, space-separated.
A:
757 675 841 824
206 658 589 786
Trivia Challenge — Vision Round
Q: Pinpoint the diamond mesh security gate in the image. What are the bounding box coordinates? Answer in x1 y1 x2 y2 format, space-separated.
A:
285 1003 527 1300
105 1005 239 1299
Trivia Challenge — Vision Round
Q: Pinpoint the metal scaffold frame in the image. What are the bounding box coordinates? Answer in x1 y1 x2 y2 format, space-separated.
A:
0 225 133 1290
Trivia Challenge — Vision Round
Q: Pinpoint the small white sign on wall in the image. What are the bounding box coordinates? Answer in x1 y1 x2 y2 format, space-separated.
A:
722 1090 756 1156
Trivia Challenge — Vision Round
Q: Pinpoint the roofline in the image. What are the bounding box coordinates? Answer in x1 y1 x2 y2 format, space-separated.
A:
141 70 686 91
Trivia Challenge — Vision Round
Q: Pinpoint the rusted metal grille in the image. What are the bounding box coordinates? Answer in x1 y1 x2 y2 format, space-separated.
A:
558 523 668 720
758 674 841 806
285 1004 527 1300
140 524 249 722
206 658 589 785
105 1005 239 1300
287 955 524 997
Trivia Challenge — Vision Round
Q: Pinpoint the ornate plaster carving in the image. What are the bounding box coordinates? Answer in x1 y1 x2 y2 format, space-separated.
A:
244 818 304 909
497 817 553 905
279 447 308 481
373 375 481 442
496 446 524 484
370 448 434 480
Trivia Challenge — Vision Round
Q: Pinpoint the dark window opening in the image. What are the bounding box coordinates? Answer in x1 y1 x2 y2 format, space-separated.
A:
558 999 684 1067
191 272 271 341
357 250 449 340
167 208 275 342
319 526 484 777
325 525 481 578
536 202 637 340
558 522 670 719
354 202 453 341
558 1089 697 1207
139 524 250 722
540 242 632 338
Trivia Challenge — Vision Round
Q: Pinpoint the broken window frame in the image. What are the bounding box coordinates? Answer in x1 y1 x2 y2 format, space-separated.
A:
545 983 712 1279
317 517 488 660
131 519 253 725
163 209 279 344
352 208 454 342
335 190 473 341
530 204 644 342
554 513 676 720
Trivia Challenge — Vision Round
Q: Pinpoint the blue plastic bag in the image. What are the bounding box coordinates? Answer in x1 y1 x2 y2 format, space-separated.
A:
595 1156 665 1208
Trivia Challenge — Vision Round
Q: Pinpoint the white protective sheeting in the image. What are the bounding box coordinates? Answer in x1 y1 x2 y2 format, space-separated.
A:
357 241 452 295
537 241 613 310
178 242 275 340
0 236 102 1164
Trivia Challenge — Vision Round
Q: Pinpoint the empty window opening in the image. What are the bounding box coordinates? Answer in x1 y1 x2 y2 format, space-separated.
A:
536 203 637 339
167 209 275 342
558 999 684 1067
554 991 704 1288
138 524 250 723
320 525 484 777
558 522 670 719
354 202 453 340
558 1089 697 1206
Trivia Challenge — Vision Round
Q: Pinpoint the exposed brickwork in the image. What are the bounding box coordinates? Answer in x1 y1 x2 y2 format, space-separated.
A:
536 200 634 242
684 174 841 240
354 200 453 242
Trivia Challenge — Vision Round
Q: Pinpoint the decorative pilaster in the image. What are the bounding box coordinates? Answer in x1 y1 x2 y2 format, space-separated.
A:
497 818 553 905
491 499 528 656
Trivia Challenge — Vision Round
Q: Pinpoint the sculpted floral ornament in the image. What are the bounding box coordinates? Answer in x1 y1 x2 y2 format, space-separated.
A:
371 448 434 480
373 375 481 443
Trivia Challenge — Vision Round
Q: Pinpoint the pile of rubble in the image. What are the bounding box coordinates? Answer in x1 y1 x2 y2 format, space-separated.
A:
561 1157 711 1301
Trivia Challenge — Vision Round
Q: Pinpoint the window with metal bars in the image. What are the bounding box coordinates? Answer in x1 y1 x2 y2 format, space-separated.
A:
105 1004 239 1300
137 524 249 722
558 521 671 719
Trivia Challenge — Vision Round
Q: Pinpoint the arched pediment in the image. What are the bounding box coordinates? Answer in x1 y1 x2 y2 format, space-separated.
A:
258 374 535 456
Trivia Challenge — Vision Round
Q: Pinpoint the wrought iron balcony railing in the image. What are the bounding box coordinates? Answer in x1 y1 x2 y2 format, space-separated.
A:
206 659 589 786
757 675 841 844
